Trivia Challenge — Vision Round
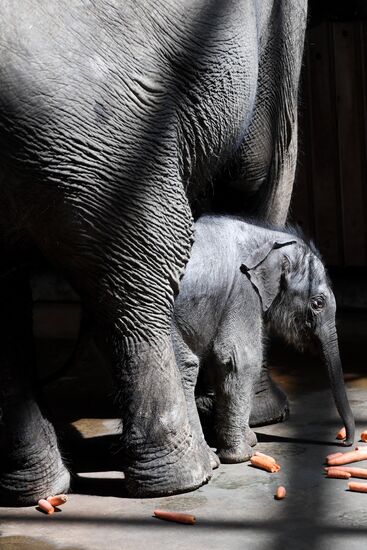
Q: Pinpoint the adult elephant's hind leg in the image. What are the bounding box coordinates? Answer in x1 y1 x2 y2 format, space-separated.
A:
0 269 70 506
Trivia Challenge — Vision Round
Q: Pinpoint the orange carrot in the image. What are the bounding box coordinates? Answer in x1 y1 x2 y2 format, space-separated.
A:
250 456 281 473
361 432 367 443
327 450 367 466
274 486 286 500
326 468 351 479
348 482 367 493
38 499 55 515
336 427 346 440
153 509 196 525
326 466 367 479
325 452 343 461
254 451 276 464
355 447 367 454
47 495 68 507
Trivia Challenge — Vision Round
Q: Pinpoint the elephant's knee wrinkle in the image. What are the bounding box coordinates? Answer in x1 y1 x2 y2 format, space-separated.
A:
212 346 239 375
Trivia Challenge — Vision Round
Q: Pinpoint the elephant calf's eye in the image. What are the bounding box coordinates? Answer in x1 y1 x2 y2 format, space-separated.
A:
311 296 325 311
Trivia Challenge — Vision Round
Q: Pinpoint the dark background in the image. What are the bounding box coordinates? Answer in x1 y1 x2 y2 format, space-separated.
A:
290 3 367 310
292 17 367 268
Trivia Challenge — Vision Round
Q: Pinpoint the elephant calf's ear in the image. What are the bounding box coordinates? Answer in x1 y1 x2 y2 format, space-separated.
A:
240 240 296 312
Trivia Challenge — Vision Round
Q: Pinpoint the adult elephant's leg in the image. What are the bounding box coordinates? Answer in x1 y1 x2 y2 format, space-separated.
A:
0 268 70 505
48 178 212 497
256 1 307 226
249 361 289 427
103 331 212 495
215 0 307 226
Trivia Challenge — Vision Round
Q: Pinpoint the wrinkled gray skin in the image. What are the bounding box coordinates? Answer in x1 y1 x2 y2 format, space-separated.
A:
0 0 307 504
172 216 355 463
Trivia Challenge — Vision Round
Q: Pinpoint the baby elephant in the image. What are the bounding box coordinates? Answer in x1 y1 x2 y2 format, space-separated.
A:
172 215 354 464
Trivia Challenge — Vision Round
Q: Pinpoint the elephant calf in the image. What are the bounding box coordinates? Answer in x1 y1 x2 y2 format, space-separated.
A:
172 215 355 463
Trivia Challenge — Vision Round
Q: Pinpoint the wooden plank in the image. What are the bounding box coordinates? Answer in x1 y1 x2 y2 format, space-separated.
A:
359 21 367 264
306 23 343 266
333 22 367 266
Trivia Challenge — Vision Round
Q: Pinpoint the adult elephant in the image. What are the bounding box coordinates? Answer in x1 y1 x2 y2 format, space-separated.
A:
0 0 307 504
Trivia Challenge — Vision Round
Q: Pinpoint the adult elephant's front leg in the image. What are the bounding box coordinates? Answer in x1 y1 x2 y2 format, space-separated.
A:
53 178 212 497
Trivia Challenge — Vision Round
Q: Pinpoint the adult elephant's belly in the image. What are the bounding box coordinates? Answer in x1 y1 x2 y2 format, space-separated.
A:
0 0 259 222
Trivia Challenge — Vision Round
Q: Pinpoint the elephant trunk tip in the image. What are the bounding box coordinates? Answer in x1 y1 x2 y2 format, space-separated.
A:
341 430 355 447
339 421 355 447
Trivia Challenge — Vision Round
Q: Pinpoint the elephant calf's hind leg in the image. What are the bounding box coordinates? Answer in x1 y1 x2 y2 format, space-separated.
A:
249 362 289 427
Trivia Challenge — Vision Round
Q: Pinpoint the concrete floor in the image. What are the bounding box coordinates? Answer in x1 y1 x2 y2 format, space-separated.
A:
1 307 367 550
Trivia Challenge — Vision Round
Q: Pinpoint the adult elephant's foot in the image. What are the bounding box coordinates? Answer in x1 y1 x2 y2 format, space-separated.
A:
0 452 70 507
113 337 212 497
190 434 219 471
249 364 289 427
124 429 212 497
0 416 70 506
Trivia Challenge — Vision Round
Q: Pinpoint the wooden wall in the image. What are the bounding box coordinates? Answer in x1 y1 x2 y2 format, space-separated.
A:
290 21 367 267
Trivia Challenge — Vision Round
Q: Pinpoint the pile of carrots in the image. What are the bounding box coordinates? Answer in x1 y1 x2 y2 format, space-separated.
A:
324 428 367 493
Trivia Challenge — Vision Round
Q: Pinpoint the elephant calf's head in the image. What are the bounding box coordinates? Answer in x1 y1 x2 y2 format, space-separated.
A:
240 234 355 446
240 237 333 350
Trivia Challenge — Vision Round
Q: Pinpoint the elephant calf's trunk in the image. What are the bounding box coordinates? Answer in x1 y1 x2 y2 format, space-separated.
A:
321 330 355 446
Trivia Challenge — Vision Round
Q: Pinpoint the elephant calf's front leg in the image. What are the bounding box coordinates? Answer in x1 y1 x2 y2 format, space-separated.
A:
171 326 220 470
213 343 259 464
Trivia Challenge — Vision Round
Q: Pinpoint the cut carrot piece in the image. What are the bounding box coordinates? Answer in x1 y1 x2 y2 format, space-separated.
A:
153 510 196 525
360 432 367 443
38 499 55 515
254 451 276 464
326 468 351 479
274 486 286 500
336 427 346 440
325 452 343 461
250 456 281 473
326 466 367 479
47 495 68 507
348 482 367 493
327 449 367 466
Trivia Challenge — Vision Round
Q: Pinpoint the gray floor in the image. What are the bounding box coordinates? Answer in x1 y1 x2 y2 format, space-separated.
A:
1 306 367 550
